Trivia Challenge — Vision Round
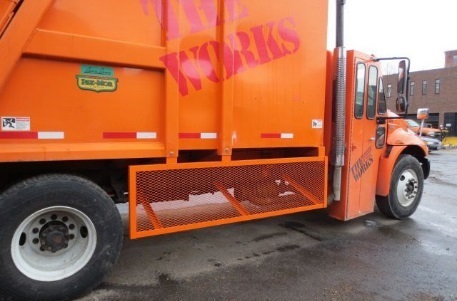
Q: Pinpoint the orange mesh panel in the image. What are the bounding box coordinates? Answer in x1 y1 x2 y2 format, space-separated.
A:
130 159 326 238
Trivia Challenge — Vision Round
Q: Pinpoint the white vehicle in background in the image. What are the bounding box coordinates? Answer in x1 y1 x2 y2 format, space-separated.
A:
420 136 442 151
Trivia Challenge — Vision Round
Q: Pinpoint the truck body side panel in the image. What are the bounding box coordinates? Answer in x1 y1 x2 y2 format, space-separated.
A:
0 0 19 36
0 0 328 162
0 0 53 90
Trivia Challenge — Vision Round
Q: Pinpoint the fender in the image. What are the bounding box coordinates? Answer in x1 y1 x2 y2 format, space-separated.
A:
376 127 428 197
376 145 406 197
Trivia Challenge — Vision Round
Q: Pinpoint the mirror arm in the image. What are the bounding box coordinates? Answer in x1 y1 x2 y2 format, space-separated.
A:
372 57 411 66
376 116 405 125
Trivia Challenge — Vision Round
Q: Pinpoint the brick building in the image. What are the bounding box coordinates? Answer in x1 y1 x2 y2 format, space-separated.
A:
384 51 457 136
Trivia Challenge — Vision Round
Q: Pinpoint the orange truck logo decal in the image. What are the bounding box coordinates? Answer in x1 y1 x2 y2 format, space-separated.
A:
140 0 301 96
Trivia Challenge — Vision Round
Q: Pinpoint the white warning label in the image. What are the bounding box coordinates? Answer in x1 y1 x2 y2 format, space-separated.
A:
312 119 323 129
1 117 31 131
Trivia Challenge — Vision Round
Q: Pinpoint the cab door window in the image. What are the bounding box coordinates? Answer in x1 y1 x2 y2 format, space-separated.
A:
378 77 387 114
354 63 366 119
367 66 378 119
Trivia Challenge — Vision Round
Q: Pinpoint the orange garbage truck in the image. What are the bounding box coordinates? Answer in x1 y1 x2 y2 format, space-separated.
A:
0 0 429 300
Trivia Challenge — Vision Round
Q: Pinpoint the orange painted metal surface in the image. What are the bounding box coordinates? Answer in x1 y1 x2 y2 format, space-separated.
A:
0 0 328 162
330 51 385 220
0 0 424 236
129 157 327 239
0 0 53 90
329 53 428 220
375 116 428 197
0 0 18 36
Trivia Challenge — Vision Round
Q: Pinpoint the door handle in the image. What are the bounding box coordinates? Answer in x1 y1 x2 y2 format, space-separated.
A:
370 137 376 141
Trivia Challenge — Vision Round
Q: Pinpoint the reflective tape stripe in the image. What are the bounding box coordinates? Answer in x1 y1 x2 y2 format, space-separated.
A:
104 132 157 139
38 132 65 139
103 132 136 139
261 133 294 139
0 132 36 139
281 133 294 139
200 132 218 139
136 132 157 139
261 133 280 139
0 132 64 139
179 133 200 139
179 133 218 139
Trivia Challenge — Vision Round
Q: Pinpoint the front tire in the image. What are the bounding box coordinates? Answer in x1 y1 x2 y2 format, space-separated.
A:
376 155 424 219
0 174 123 301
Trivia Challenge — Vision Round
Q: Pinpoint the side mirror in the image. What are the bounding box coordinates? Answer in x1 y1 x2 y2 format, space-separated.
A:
416 108 429 136
396 95 407 113
417 108 429 120
397 60 408 95
396 60 409 114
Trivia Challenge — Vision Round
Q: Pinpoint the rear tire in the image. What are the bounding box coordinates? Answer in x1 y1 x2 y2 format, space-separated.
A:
376 155 424 219
0 174 123 301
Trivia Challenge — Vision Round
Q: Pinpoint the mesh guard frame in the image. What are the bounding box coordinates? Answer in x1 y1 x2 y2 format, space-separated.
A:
129 157 327 239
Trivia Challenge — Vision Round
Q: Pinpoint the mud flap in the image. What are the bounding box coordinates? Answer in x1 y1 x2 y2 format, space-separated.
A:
419 157 430 179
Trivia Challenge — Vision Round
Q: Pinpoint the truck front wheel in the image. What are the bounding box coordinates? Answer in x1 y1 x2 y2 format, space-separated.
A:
0 174 123 301
376 154 424 219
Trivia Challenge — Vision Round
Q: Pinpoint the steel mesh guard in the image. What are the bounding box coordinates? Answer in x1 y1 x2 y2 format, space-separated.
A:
130 159 327 238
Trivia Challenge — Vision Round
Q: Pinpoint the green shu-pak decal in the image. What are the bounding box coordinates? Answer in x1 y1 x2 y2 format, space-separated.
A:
76 65 118 92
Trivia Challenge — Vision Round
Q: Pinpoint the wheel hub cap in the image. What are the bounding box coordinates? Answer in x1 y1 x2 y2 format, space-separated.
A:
40 222 69 253
11 206 97 282
397 170 419 207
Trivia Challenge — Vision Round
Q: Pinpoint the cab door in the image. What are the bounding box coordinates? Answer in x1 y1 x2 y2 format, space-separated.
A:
344 51 385 219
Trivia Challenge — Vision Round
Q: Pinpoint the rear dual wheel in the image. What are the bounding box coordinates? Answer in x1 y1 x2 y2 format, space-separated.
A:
376 154 424 219
0 175 123 301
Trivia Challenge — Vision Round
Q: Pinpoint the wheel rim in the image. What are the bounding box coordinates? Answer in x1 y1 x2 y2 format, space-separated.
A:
11 206 97 282
395 169 419 207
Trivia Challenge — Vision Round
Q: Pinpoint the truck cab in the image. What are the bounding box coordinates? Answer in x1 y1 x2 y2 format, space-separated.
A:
326 51 429 221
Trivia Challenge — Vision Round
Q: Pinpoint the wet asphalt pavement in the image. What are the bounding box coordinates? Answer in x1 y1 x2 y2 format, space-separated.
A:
78 150 457 301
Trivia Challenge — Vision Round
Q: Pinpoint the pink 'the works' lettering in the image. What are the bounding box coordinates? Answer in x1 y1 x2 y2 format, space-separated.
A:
159 16 302 96
140 0 248 40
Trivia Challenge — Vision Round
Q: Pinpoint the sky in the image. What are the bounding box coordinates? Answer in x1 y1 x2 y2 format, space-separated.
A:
327 0 457 72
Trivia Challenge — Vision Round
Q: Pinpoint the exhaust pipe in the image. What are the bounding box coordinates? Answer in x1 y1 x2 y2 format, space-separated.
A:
332 0 347 201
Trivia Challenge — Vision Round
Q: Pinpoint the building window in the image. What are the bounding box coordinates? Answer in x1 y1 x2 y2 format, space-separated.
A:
435 79 441 94
422 80 427 95
386 84 392 98
410 81 415 96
